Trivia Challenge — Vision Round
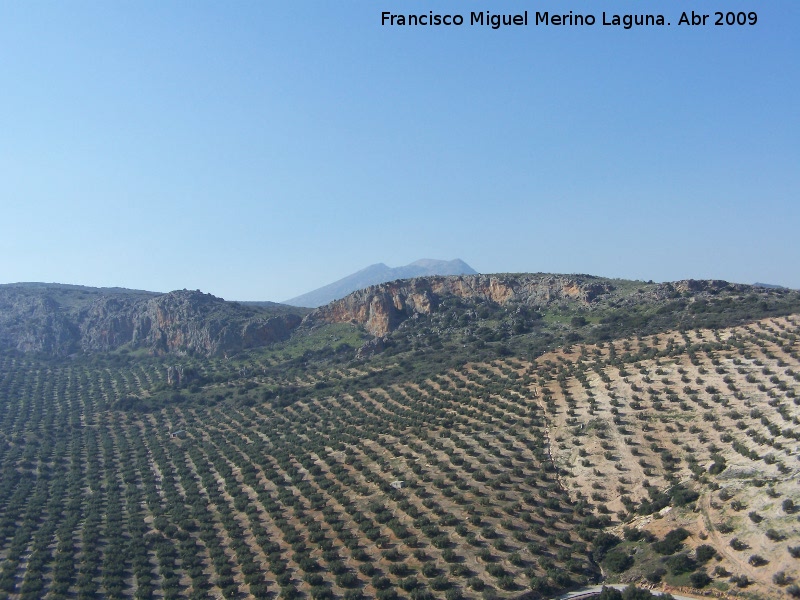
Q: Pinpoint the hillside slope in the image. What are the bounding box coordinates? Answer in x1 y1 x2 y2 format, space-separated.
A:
307 273 800 342
0 309 797 599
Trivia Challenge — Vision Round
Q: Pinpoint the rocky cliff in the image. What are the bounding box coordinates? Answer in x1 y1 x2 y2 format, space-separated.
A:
0 284 302 356
2 276 783 356
307 274 615 336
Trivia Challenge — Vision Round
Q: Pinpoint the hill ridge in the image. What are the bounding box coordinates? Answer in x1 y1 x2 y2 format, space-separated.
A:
0 284 304 357
307 273 754 336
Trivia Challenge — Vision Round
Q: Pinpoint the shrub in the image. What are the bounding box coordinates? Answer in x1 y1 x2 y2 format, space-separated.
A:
671 485 699 507
645 567 666 583
469 577 485 591
652 528 690 555
766 528 785 541
603 549 634 573
410 589 435 600
689 571 712 588
310 587 335 600
498 575 516 590
736 575 751 587
716 522 734 534
280 585 301 599
336 572 359 588
748 554 768 566
708 457 726 474
718 488 734 501
388 563 411 578
773 571 790 586
304 574 325 586
695 544 716 563
485 564 506 578
429 576 450 591
449 564 470 577
623 527 643 541
376 589 398 600
729 538 748 551
591 533 622 562
422 562 439 578
399 577 418 592
666 553 696 575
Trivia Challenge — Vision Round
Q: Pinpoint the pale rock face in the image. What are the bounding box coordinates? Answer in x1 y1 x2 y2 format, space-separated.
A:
0 276 750 355
307 274 617 336
122 291 301 356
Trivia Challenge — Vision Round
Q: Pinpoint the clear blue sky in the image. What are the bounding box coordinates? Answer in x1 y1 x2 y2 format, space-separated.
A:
2 1 798 300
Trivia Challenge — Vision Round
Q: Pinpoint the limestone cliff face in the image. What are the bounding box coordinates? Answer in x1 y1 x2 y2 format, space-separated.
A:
0 292 80 354
0 285 302 357
105 290 302 356
308 274 615 336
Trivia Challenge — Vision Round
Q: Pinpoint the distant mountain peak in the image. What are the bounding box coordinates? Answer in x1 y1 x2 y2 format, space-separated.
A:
754 282 787 289
409 258 474 270
284 259 477 307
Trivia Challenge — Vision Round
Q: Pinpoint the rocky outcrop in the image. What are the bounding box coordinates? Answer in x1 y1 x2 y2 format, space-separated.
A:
2 276 771 356
166 364 208 387
0 291 83 354
119 290 301 356
673 279 736 294
355 336 390 360
0 285 302 357
308 274 615 336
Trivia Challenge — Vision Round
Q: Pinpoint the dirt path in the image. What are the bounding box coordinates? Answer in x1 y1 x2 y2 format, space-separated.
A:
698 492 758 581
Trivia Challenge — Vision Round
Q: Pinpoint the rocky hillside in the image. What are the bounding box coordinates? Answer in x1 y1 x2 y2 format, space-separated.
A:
0 284 303 357
3 276 798 361
306 273 755 336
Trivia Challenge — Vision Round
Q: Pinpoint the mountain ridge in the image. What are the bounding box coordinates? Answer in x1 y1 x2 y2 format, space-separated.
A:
307 273 756 336
2 274 799 360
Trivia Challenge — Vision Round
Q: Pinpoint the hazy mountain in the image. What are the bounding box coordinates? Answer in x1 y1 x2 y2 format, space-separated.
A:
754 282 787 289
284 258 477 307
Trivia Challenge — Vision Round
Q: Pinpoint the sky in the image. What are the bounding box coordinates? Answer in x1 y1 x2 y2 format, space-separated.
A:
1 1 798 301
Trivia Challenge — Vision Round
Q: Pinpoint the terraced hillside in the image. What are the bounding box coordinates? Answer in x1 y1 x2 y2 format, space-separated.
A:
536 316 800 598
0 313 798 600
